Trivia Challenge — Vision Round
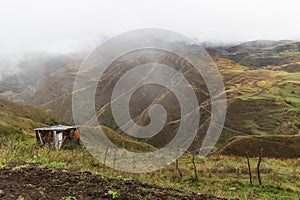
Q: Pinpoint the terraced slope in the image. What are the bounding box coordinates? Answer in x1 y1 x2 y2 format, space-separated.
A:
2 42 299 151
12 53 300 148
215 40 300 71
217 57 300 139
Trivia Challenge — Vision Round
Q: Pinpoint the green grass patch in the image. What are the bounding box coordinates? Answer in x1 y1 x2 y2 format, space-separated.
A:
0 132 299 200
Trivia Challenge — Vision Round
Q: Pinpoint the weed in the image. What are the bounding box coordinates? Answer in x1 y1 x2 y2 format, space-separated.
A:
116 175 131 181
12 164 30 171
45 161 67 169
61 196 77 200
107 190 120 199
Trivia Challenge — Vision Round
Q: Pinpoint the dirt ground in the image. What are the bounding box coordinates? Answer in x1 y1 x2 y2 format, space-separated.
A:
0 162 234 200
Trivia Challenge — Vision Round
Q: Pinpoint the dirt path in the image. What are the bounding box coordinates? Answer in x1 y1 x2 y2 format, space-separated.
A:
0 163 235 200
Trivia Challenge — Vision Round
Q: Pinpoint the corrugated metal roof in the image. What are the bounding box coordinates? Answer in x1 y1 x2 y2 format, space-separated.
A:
34 125 77 131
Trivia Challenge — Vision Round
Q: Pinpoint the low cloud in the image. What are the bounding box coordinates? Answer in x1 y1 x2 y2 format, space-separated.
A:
0 0 299 77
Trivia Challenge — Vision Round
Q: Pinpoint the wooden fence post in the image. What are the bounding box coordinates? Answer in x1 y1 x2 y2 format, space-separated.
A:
103 145 109 172
246 152 252 185
192 153 198 181
257 148 263 186
175 159 182 179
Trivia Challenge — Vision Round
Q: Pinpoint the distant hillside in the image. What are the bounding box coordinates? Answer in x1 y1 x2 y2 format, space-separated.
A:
16 51 212 150
215 135 300 158
11 54 299 149
214 40 300 71
216 57 300 140
13 63 82 124
265 62 300 73
0 98 64 134
0 52 84 95
225 40 295 52
1 41 299 150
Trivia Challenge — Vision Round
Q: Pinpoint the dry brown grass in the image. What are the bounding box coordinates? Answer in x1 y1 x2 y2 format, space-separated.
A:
215 135 300 158
0 98 63 134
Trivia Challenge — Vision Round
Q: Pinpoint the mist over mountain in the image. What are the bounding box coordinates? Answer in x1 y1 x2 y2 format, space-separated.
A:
0 51 86 94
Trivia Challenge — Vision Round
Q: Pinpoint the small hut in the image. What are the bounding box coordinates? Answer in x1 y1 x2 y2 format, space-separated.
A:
34 125 80 149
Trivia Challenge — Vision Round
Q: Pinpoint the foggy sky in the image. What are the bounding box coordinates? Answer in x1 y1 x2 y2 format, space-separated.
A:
0 0 300 65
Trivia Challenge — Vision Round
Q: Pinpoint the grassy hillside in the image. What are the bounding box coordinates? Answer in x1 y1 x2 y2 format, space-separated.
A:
0 97 64 134
92 125 157 152
216 41 300 71
0 96 157 152
8 49 299 150
213 57 300 144
14 63 82 124
215 135 300 158
0 136 299 200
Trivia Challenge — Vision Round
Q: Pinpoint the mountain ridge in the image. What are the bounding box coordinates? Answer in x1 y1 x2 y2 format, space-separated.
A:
0 40 299 150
